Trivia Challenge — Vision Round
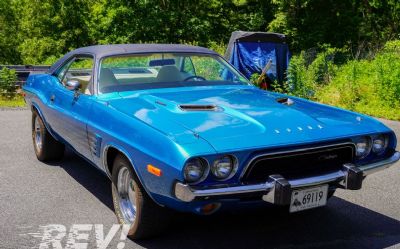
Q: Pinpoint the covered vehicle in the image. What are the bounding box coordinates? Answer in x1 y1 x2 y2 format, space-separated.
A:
23 44 399 239
225 31 290 85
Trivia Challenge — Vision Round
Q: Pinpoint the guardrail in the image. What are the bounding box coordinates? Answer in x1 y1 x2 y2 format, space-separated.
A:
0 65 50 87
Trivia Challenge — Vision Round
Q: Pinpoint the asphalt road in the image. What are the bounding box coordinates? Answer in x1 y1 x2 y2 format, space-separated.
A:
0 109 399 249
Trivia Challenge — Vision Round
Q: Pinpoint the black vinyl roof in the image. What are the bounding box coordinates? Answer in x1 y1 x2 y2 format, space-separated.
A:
49 44 217 74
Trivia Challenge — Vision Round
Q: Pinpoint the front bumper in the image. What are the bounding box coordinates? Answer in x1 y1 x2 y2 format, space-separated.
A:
174 151 400 205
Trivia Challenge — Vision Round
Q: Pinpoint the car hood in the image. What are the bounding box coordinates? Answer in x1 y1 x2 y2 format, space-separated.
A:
108 85 391 152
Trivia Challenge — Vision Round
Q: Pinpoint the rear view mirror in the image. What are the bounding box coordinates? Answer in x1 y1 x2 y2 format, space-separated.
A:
149 59 175 67
66 80 81 91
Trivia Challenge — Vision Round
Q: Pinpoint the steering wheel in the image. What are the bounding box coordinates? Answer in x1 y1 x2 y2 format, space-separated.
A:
183 75 206 81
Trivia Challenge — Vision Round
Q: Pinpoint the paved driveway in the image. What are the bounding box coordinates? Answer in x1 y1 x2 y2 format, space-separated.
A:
0 109 399 249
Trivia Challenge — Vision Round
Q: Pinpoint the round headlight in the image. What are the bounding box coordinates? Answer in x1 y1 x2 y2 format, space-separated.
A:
355 136 372 158
183 158 208 183
372 135 388 154
211 155 238 180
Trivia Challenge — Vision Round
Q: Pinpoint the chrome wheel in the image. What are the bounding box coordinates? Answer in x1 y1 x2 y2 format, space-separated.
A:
117 167 137 225
34 116 42 152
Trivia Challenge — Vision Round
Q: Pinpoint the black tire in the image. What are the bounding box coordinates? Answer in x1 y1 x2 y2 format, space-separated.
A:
32 110 65 162
111 154 171 240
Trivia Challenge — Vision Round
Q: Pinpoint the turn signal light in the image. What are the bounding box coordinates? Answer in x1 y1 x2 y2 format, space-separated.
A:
200 203 221 215
147 164 162 177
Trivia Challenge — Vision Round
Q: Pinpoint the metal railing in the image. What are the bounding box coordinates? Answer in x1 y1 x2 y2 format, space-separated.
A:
0 65 50 87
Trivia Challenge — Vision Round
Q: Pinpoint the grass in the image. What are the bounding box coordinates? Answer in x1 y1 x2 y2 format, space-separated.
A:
0 96 26 108
282 41 400 121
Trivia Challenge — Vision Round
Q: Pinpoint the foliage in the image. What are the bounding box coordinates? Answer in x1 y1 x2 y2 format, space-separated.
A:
286 46 344 98
0 0 20 64
0 67 18 99
249 73 260 86
286 51 315 98
88 0 273 47
207 42 227 56
0 0 399 64
250 72 289 93
270 80 289 94
0 95 25 107
14 0 92 64
286 41 400 120
0 0 275 64
269 0 400 52
0 0 399 119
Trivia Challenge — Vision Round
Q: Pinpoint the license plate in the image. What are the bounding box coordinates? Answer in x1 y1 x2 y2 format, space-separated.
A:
289 185 328 213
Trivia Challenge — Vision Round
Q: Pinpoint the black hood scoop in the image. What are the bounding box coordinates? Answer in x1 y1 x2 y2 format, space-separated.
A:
179 104 220 111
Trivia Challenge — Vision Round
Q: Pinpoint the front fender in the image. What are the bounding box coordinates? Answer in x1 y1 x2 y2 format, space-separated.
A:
23 79 62 142
89 99 216 208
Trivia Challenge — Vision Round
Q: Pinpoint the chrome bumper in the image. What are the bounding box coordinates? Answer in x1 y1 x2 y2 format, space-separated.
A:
175 151 400 204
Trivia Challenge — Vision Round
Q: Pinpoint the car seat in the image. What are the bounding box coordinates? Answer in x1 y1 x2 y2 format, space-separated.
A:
99 68 119 93
156 65 183 82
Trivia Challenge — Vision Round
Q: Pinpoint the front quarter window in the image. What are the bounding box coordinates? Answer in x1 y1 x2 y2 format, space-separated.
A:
182 57 195 74
56 56 94 95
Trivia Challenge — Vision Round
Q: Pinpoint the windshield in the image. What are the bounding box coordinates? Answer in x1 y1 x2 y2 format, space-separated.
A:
98 53 250 94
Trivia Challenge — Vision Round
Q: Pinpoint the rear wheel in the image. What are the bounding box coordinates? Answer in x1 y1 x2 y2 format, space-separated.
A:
111 154 171 239
32 110 65 162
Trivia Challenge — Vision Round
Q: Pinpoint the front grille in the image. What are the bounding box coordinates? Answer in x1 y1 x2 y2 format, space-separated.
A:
242 144 355 184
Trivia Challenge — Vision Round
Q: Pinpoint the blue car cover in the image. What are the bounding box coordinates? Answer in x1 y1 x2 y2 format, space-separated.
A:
225 31 290 84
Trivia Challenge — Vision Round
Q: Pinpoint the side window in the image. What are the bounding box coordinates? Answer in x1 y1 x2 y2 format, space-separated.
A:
57 57 94 94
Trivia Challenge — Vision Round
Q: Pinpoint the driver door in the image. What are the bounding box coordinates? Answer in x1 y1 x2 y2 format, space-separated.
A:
48 55 95 161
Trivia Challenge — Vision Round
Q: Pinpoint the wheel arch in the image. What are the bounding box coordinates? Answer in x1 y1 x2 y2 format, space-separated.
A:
31 102 43 119
30 102 59 141
102 144 161 205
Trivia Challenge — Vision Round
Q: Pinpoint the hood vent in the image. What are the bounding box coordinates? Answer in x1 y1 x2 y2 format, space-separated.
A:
276 97 294 106
179 104 219 111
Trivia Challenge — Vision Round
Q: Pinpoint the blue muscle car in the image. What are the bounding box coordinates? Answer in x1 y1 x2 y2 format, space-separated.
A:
23 44 399 239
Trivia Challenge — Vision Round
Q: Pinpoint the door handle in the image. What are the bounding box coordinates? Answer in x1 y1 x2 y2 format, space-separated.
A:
73 91 80 101
50 95 55 102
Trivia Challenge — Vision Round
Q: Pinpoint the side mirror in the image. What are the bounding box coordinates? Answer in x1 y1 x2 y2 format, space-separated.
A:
66 80 81 91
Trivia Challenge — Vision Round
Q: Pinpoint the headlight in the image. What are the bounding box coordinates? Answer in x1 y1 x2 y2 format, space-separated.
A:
372 134 388 154
183 158 208 183
355 136 372 158
211 155 238 180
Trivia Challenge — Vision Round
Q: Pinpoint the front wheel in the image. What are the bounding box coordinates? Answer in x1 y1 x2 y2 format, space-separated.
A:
111 154 171 239
32 110 65 162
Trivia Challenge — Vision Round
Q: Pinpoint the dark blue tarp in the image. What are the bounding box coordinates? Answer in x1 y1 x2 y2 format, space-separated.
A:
225 31 290 83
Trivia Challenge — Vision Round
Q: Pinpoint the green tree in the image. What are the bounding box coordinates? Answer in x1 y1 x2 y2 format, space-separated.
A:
1 0 400 65
0 0 21 64
16 0 92 64
268 0 361 51
89 0 274 47
268 0 400 52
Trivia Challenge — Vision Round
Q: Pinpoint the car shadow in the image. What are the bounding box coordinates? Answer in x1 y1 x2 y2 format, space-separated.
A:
49 148 114 210
55 149 400 249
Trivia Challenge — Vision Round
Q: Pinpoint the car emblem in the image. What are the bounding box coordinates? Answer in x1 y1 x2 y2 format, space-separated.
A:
318 154 338 161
